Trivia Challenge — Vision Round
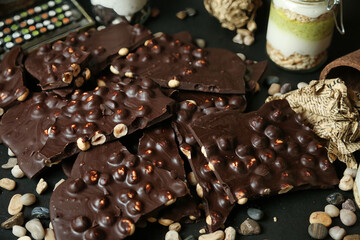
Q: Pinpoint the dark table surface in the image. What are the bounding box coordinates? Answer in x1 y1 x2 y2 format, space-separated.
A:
1 0 360 239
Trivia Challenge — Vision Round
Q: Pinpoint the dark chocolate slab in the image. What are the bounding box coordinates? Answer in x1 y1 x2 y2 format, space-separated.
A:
50 141 188 240
110 33 247 94
0 46 28 113
189 100 339 204
0 92 67 178
0 76 174 178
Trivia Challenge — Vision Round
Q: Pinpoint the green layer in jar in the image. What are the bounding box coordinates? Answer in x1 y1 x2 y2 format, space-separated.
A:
269 3 334 41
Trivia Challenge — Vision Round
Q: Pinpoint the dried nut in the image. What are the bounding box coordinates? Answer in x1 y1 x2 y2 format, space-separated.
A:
169 222 181 232
0 178 16 191
97 79 106 87
237 53 246 61
2 157 18 169
153 32 164 38
83 68 91 80
244 35 255 46
324 204 340 218
189 215 197 220
71 63 81 77
91 132 106 146
11 165 24 178
17 88 29 102
44 228 55 240
339 209 357 226
74 77 85 88
118 47 129 56
309 211 332 227
233 33 243 45
278 184 294 194
54 179 65 191
199 230 225 240
176 10 187 20
1 212 24 229
247 20 257 32
110 65 120 75
187 172 197 186
62 72 73 84
185 7 196 16
196 184 204 198
8 148 15 156
36 178 48 195
268 83 281 95
165 230 181 240
8 194 23 215
329 226 346 240
224 226 236 240
199 228 206 234
20 194 36 206
237 197 248 205
165 198 177 206
49 222 53 229
125 71 134 78
195 38 206 48
168 79 180 88
77 137 90 151
158 219 174 227
0 107 4 116
18 236 31 240
25 218 45 240
339 175 354 191
147 217 157 223
113 123 128 138
12 225 26 237
206 215 212 225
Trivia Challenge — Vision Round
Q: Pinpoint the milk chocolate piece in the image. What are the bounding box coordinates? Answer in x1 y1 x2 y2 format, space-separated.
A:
320 49 360 92
0 92 67 178
25 41 90 90
111 33 247 94
50 141 188 240
189 100 339 203
0 46 28 112
0 76 174 178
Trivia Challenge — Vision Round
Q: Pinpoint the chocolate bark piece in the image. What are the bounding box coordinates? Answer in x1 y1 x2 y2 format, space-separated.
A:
25 41 91 90
245 60 268 94
0 76 174 178
180 142 234 232
0 92 67 178
50 141 188 240
0 46 28 113
110 33 247 94
65 22 152 77
189 100 339 204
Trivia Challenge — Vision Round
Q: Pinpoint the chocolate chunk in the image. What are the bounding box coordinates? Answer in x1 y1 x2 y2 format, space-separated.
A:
25 40 91 90
0 46 28 112
111 33 248 94
189 100 339 204
50 141 188 240
0 76 174 178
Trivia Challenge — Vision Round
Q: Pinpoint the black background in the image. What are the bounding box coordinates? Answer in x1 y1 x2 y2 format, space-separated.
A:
1 0 360 239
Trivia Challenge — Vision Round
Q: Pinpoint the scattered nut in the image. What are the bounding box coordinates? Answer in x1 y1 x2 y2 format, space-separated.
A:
237 53 246 61
36 178 48 195
195 38 206 48
158 219 174 227
0 178 16 191
169 222 181 232
165 230 181 240
185 7 197 16
25 218 45 240
8 148 15 157
53 179 65 190
199 230 225 240
12 225 26 238
20 194 37 206
11 165 25 178
118 47 129 56
237 197 248 205
176 11 187 20
1 212 24 229
147 217 157 223
17 88 29 102
244 35 255 46
18 236 31 240
247 20 257 32
8 194 23 215
153 32 164 38
44 228 56 240
91 132 106 146
113 123 128 138
2 157 17 169
76 137 90 151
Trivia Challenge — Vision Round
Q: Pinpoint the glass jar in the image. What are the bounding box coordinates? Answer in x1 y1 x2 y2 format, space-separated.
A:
266 0 343 71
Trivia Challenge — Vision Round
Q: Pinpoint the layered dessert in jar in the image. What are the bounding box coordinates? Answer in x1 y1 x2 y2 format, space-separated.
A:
266 0 335 71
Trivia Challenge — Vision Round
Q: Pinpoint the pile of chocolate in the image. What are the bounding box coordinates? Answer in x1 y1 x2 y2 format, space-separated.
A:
0 22 339 240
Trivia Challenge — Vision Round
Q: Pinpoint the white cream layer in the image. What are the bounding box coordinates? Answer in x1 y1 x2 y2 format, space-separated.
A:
273 0 329 19
266 19 332 57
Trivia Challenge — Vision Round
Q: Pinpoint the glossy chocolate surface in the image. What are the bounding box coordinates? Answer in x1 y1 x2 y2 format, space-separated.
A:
189 100 339 203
